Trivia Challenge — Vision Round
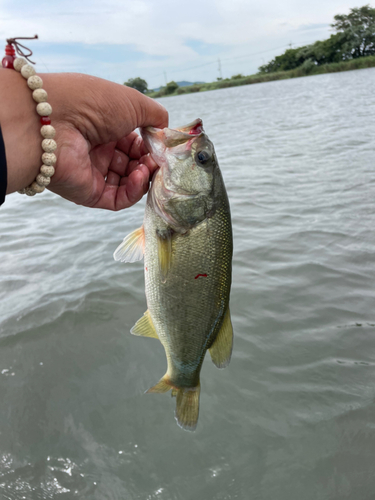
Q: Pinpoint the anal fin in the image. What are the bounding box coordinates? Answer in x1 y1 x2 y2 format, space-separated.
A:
209 307 233 369
131 310 159 339
146 375 172 393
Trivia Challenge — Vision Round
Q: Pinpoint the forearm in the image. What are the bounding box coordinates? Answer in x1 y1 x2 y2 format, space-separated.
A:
0 68 41 193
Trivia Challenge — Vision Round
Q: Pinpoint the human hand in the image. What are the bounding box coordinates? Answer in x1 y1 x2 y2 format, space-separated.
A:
1 71 168 210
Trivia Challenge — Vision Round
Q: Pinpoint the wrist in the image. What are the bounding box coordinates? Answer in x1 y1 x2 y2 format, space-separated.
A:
0 68 42 193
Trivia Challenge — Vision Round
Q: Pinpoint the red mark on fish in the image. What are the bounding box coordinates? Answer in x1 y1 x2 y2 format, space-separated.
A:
195 274 208 279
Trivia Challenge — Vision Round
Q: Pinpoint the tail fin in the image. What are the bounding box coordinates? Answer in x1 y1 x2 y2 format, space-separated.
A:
175 384 200 432
146 375 201 432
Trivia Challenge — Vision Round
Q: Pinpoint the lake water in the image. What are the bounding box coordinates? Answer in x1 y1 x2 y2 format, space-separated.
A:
1 67 375 499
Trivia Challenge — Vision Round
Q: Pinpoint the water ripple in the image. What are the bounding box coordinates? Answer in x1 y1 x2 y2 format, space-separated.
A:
1 68 375 499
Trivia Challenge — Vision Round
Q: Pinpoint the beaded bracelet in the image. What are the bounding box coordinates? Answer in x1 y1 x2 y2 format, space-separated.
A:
2 36 56 196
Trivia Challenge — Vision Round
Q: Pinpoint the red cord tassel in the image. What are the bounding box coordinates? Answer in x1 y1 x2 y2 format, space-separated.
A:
2 44 16 69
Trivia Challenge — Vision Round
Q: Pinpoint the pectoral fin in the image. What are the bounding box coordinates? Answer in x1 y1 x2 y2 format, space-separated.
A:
156 228 173 281
113 226 145 263
209 307 233 369
131 310 159 339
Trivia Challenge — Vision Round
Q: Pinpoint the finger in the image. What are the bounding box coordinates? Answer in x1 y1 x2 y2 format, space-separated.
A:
108 148 156 180
116 168 149 209
106 170 121 186
109 149 131 176
125 87 169 130
116 133 148 160
89 142 116 175
125 154 159 177
91 168 149 210
119 163 149 187
142 153 159 176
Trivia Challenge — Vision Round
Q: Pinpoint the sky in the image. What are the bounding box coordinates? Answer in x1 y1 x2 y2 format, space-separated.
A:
1 0 357 89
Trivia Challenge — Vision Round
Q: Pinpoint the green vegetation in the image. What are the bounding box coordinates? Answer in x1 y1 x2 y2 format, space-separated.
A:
124 77 148 94
131 5 375 99
259 5 375 73
164 81 179 95
147 56 375 98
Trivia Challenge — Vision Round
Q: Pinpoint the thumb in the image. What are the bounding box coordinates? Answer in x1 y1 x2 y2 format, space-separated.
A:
123 85 169 130
43 73 168 146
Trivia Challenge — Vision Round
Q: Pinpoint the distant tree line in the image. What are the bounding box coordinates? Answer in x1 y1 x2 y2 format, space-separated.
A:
123 77 181 96
162 81 179 95
123 5 375 97
123 77 148 93
259 5 375 74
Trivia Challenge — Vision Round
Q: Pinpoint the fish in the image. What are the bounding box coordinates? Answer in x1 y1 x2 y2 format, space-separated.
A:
114 118 233 431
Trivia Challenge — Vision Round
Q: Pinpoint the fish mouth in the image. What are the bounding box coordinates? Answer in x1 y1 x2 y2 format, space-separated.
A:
175 118 204 136
141 118 204 152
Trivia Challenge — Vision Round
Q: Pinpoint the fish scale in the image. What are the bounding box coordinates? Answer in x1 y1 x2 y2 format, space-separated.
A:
144 199 232 382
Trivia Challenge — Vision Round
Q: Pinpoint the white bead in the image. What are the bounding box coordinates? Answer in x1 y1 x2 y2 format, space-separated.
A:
40 165 55 177
27 75 43 90
25 187 36 196
40 125 55 139
36 174 51 186
33 89 48 103
21 64 36 79
42 139 57 153
31 181 45 193
13 58 27 72
36 102 52 116
42 153 56 166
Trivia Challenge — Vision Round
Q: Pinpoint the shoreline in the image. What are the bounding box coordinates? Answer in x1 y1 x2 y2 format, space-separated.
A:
148 55 375 98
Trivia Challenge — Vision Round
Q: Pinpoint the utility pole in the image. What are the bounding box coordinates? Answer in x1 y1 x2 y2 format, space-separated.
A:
164 71 167 85
217 58 222 79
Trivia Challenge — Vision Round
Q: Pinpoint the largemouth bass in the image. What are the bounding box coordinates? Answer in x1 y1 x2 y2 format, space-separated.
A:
114 119 233 431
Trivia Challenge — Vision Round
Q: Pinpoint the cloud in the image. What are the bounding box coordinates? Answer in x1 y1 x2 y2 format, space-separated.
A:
0 0 346 49
0 0 355 87
296 23 331 32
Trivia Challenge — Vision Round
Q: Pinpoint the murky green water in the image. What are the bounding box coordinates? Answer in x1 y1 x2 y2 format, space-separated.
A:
1 68 375 499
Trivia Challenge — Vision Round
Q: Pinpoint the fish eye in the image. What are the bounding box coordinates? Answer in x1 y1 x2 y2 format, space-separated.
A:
196 150 211 165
